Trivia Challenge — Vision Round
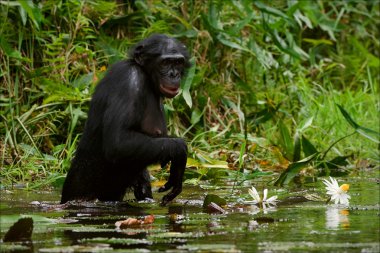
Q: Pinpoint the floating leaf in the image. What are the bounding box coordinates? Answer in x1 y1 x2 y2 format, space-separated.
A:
203 194 227 209
3 217 33 242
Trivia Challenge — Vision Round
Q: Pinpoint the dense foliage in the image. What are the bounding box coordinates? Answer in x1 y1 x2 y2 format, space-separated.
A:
1 0 379 188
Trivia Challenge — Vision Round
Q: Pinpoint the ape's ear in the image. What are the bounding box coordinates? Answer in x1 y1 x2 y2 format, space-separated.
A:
134 45 144 65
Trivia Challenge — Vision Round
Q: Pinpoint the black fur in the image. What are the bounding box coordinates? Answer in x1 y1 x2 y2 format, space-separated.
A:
61 34 190 205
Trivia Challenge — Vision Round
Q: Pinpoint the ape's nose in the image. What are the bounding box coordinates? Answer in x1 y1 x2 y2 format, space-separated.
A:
169 69 180 79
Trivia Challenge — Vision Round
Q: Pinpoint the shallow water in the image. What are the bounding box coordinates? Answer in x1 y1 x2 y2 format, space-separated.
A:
0 172 379 252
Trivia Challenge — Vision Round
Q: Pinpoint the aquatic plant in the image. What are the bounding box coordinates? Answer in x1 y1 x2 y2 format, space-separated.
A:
322 177 351 206
247 186 278 208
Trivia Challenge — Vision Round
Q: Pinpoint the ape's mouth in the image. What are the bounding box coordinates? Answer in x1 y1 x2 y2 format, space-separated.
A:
160 84 179 98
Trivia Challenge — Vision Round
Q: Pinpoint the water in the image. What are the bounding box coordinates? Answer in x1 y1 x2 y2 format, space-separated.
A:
0 173 379 252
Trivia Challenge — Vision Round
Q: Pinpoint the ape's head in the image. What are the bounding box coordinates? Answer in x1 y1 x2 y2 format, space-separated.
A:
131 34 191 98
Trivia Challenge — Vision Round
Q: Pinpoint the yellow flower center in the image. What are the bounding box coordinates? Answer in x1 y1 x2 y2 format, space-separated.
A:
340 184 349 192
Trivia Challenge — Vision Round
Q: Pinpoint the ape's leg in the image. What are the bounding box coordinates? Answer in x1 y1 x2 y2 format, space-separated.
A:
133 168 153 201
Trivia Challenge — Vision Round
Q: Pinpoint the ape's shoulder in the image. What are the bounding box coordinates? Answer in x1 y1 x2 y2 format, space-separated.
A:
107 60 143 77
95 60 146 94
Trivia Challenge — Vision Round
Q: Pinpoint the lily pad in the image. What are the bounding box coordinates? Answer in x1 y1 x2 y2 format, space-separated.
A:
203 194 227 208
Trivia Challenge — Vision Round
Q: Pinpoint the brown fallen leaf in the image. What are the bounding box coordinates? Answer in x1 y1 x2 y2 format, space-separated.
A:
207 202 226 214
115 215 155 229
143 214 155 224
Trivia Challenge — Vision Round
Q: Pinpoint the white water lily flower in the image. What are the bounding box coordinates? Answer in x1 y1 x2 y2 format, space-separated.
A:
322 177 350 206
248 187 278 206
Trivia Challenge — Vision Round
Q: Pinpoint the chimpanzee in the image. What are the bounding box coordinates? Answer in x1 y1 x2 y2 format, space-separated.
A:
61 34 191 205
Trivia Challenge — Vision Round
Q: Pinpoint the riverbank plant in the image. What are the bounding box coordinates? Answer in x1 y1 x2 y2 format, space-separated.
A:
1 0 379 189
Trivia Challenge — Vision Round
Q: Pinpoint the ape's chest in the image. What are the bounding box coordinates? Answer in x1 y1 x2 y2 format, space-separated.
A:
140 97 168 137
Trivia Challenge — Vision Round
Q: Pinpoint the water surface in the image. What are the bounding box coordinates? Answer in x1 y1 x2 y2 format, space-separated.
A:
1 173 379 252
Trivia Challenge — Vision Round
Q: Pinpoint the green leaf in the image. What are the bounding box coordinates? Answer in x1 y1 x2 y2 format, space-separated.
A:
303 38 333 46
190 109 202 125
18 2 27 26
0 37 23 60
254 1 289 20
318 155 351 177
293 132 301 162
293 9 313 28
222 97 245 127
181 58 196 108
238 141 247 170
271 29 303 59
153 5 191 30
274 153 319 186
217 34 253 54
327 156 349 169
71 72 94 89
17 0 42 29
337 104 380 143
228 12 254 35
298 117 314 132
207 1 223 30
186 157 228 170
337 104 359 129
351 37 380 67
249 39 278 69
278 119 294 161
301 135 318 157
356 128 380 143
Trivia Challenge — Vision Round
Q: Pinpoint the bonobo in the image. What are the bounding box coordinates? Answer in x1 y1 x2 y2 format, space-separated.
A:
61 34 191 205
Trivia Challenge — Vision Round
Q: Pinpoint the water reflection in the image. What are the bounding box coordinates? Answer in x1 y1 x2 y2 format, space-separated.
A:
247 203 277 215
325 206 350 229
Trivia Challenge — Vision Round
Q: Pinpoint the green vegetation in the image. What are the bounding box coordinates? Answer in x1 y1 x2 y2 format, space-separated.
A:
1 0 379 189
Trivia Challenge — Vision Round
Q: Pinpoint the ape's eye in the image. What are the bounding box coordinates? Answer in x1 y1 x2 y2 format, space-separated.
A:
175 58 184 65
161 59 170 66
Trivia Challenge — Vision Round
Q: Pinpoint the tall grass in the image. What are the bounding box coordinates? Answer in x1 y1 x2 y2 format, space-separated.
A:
0 0 379 188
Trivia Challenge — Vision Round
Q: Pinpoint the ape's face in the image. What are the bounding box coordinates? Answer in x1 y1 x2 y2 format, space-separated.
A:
156 53 186 98
133 35 190 98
